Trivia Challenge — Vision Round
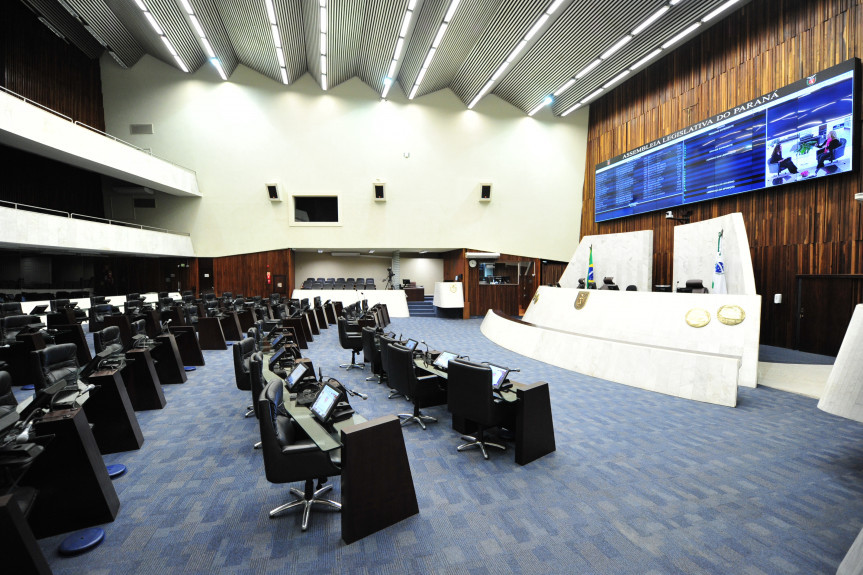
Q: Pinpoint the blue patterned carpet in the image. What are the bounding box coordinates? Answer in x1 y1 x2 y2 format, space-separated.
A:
26 318 863 574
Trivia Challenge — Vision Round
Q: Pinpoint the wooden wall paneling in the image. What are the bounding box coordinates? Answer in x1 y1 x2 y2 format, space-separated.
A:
213 249 293 299
579 0 863 348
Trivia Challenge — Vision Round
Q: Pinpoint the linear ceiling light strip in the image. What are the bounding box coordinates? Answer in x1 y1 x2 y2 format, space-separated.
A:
408 0 460 100
134 0 188 72
558 0 741 116
262 0 289 84
178 0 226 79
381 0 417 98
320 0 327 90
469 0 566 111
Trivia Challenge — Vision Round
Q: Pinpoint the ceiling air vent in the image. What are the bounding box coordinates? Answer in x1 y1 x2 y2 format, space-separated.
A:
130 124 154 135
134 198 156 209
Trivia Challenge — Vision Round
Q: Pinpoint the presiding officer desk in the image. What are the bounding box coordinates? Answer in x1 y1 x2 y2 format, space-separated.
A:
414 352 556 466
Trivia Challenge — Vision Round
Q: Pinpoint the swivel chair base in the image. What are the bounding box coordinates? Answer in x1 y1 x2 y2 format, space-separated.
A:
245 404 254 418
398 412 437 430
269 479 341 531
457 434 506 460
340 351 364 371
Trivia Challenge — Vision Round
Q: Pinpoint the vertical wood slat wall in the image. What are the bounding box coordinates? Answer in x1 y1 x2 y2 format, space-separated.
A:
212 249 294 300
580 0 863 348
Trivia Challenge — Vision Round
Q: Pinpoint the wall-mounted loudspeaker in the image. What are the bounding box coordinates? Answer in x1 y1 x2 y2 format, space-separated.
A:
374 182 386 201
266 183 281 201
480 183 492 202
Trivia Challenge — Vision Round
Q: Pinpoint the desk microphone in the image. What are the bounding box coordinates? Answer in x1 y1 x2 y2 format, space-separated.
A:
15 419 36 444
509 368 521 373
79 384 98 395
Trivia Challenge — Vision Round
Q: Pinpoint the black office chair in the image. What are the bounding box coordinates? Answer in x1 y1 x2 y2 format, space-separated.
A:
93 326 124 355
626 285 637 291
361 327 382 383
0 371 17 408
337 317 363 371
30 343 79 392
447 359 516 460
389 343 445 430
124 299 144 316
0 315 46 346
379 334 405 399
183 303 200 328
130 318 147 337
257 379 342 531
685 279 708 294
233 337 256 417
1 302 24 317
248 323 263 351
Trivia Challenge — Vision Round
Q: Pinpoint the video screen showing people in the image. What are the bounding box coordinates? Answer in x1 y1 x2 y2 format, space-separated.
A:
765 75 854 186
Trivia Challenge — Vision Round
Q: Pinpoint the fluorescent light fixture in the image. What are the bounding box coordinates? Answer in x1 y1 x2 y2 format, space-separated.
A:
670 0 684 4
554 78 575 96
547 0 566 14
662 22 700 49
524 14 548 41
180 0 193 14
393 37 405 60
144 12 163 35
702 0 739 22
265 0 277 24
320 55 327 74
387 60 397 78
322 74 327 90
490 61 509 81
443 0 460 22
320 7 327 91
320 6 327 33
603 70 629 88
575 58 601 79
415 66 428 85
369 250 375 254
400 11 413 37
210 58 227 80
189 15 205 38
581 88 604 104
276 47 285 67
528 96 553 117
465 252 500 259
422 48 436 70
271 25 281 48
561 102 582 117
161 36 177 56
382 78 393 98
320 33 326 54
506 40 527 62
468 80 494 108
630 48 662 70
280 68 289 84
133 0 146 11
600 35 631 60
172 53 189 73
409 85 419 99
432 24 447 48
632 5 669 35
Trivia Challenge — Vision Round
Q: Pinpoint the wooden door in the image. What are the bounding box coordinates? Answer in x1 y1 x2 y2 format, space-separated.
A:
796 275 863 356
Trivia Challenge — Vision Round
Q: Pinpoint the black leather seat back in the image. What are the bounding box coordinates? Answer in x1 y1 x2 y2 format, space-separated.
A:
0 371 17 407
249 352 265 419
1 302 23 316
1 315 42 344
389 343 414 397
94 326 124 355
232 337 255 390
31 343 79 391
337 317 362 352
447 359 497 426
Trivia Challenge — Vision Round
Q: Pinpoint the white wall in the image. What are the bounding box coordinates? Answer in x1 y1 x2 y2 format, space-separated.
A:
100 55 589 261
558 230 653 291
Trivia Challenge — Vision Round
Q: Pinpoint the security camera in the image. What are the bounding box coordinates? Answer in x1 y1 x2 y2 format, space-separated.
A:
665 211 673 219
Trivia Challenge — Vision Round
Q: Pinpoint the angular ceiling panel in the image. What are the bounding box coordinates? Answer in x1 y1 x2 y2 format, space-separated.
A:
26 0 753 116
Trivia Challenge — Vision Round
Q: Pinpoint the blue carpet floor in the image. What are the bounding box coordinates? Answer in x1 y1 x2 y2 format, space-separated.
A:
22 318 863 574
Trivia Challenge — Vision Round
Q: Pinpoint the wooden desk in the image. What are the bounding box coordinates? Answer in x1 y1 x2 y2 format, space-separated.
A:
237 310 255 333
54 323 92 366
123 347 167 410
0 493 51 574
284 317 309 349
416 357 555 465
152 333 187 384
197 316 227 350
170 325 205 366
404 287 425 302
21 407 120 538
84 368 145 453
219 311 244 342
315 306 328 329
306 309 320 336
281 391 417 543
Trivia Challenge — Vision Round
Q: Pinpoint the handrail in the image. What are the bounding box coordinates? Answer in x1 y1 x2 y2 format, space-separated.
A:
0 86 196 175
0 200 190 237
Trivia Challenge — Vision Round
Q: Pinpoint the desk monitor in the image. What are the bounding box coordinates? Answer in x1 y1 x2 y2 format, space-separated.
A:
313 296 322 308
433 351 458 370
268 346 286 370
487 364 510 390
285 362 308 391
404 339 419 352
270 334 285 350
30 305 49 315
78 348 114 382
310 383 341 424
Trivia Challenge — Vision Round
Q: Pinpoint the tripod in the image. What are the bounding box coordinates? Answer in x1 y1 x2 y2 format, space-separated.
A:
383 268 395 290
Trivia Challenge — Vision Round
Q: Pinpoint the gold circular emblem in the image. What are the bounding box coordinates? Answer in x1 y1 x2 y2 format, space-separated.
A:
685 308 711 328
532 292 540 304
574 291 589 310
449 284 457 293
717 305 745 325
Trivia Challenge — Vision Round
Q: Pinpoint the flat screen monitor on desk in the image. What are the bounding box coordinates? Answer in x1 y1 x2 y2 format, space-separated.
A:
285 363 307 391
487 364 510 390
268 346 286 371
404 339 418 352
270 334 285 350
433 351 458 370
310 383 341 424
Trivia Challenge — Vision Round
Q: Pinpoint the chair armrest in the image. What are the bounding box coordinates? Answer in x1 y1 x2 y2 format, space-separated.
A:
281 439 320 455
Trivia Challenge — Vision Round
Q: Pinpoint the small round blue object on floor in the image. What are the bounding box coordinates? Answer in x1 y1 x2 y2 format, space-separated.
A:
106 464 127 478
184 366 196 371
21 384 35 390
59 527 105 555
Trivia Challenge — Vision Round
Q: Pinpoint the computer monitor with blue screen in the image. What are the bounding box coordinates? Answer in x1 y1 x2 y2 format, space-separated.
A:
310 383 341 424
488 364 510 390
433 351 458 370
404 339 419 351
268 346 285 370
285 362 307 391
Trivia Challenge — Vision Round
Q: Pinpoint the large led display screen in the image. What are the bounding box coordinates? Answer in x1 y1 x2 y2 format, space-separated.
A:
594 59 858 223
